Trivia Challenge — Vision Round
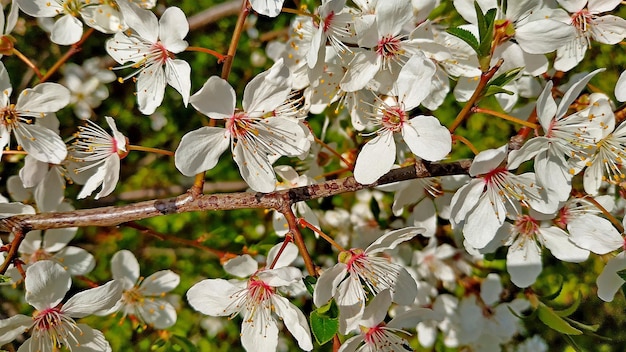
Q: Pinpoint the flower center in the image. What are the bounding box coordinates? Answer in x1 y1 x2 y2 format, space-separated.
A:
376 35 403 60
32 306 81 349
322 11 335 33
226 112 254 140
338 248 365 270
248 277 274 303
514 215 539 237
29 248 53 263
122 286 144 305
0 104 20 130
381 106 407 132
362 323 384 344
150 41 172 64
483 167 508 186
572 9 593 34
62 0 83 17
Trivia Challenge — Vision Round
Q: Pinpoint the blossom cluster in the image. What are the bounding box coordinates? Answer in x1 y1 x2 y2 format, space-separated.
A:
0 0 625 351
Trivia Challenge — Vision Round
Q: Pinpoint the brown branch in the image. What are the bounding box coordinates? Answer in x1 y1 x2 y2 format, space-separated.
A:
0 160 471 233
187 0 242 31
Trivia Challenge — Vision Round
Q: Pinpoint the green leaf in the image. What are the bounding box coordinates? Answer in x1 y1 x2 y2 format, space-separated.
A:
537 303 582 335
477 8 496 57
554 292 581 317
564 334 584 352
484 86 514 97
0 275 11 284
310 310 339 345
304 275 317 296
564 317 600 332
541 277 564 300
446 27 480 53
489 67 523 87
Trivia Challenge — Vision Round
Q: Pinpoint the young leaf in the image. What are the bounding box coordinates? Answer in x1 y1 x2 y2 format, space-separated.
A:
447 27 480 53
537 303 582 335
310 310 339 345
554 292 582 318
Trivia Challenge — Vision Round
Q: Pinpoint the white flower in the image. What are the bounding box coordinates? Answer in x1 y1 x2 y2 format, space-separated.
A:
616 70 626 102
98 250 180 329
450 145 555 250
508 69 610 201
175 60 311 193
353 54 450 184
503 213 589 288
597 251 626 302
61 58 117 120
313 227 423 334
68 116 128 199
187 242 312 352
555 0 626 71
339 289 441 352
0 62 70 164
0 260 122 351
106 4 190 115
16 0 125 45
307 0 354 70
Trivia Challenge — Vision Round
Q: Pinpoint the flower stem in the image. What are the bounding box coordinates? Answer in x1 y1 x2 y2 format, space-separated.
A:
472 107 539 129
283 207 317 276
448 58 504 133
127 145 174 156
314 135 354 169
299 218 345 252
268 235 293 269
40 28 95 83
12 48 43 79
452 134 479 155
220 0 250 80
186 46 228 62
2 150 27 155
281 7 315 18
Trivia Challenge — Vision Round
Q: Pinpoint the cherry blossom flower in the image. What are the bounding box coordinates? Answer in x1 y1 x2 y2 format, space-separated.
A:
502 212 589 288
0 260 122 351
597 250 626 302
61 58 117 120
175 60 311 193
98 250 180 329
555 0 626 71
0 62 70 164
106 4 190 115
508 69 610 201
16 0 125 45
450 145 556 250
68 116 128 199
616 70 626 102
353 54 451 184
307 0 354 70
314 227 423 334
187 242 312 352
339 289 441 352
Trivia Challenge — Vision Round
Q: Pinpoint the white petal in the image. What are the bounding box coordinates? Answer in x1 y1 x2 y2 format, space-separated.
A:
189 76 235 119
257 267 302 286
165 59 191 106
117 0 158 42
159 7 189 52
70 324 111 352
41 227 76 253
54 246 96 276
250 0 285 17
140 270 180 295
241 311 279 352
138 300 177 329
174 127 230 176
540 227 589 262
187 278 244 316
402 116 451 161
515 19 575 54
63 280 123 318
616 70 626 102
597 252 626 302
273 295 313 351
361 289 392 327
0 314 32 346
267 241 298 269
449 179 484 225
50 15 83 45
25 261 71 310
233 140 277 193
111 249 140 286
353 131 395 184
14 124 67 164
16 83 70 112
340 51 380 92
568 215 623 254
469 144 507 176
223 254 258 278
313 263 347 307
336 274 366 334
392 267 419 305
94 155 121 199
507 237 542 288
463 196 505 249
136 64 166 115
367 226 423 254
243 59 291 116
